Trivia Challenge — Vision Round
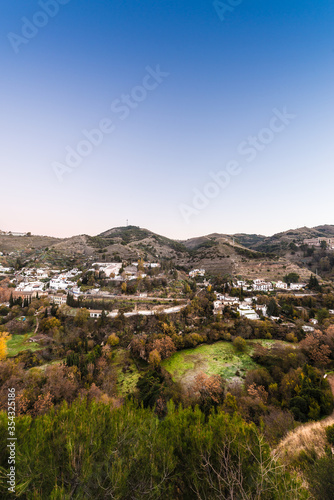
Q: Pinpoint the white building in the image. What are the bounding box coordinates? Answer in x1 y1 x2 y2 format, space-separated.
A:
275 281 288 290
16 281 45 292
235 280 247 288
189 269 205 278
89 310 103 318
252 281 273 292
49 278 73 291
302 325 315 333
221 295 240 306
289 283 306 290
49 295 67 305
0 266 12 273
256 304 267 316
237 305 259 320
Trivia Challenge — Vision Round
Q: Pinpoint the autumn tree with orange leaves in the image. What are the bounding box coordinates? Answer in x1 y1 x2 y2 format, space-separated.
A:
300 330 331 367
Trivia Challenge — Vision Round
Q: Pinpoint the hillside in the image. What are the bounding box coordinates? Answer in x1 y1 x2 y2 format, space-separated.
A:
235 225 334 253
0 234 60 254
0 226 316 280
179 232 313 280
234 225 334 280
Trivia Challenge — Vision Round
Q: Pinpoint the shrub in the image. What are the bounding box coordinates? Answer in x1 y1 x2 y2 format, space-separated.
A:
325 424 334 445
233 336 247 352
107 333 120 346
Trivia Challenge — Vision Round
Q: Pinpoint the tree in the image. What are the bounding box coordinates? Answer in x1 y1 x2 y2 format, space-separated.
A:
284 273 299 284
148 349 161 368
267 298 279 317
137 258 145 273
193 371 224 409
308 274 320 291
152 337 176 360
233 336 247 352
107 333 119 347
300 331 331 367
74 308 90 326
316 308 329 325
0 332 10 360
121 282 127 294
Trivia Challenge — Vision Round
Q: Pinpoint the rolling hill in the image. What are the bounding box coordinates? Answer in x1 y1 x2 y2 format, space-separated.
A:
0 225 329 281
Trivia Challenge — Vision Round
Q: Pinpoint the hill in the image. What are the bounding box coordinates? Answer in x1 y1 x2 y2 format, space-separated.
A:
0 234 60 254
234 225 334 280
0 225 320 281
178 232 313 280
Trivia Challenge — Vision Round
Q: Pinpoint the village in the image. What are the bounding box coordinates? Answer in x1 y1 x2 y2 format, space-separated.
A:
0 258 328 331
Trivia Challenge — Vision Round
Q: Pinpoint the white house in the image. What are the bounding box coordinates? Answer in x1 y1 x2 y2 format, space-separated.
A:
89 310 103 318
253 281 273 292
49 278 73 291
104 263 123 277
49 295 67 305
256 304 267 316
0 266 12 273
290 283 306 290
275 281 288 290
221 296 240 306
237 305 259 320
302 325 315 333
16 281 45 292
189 269 205 278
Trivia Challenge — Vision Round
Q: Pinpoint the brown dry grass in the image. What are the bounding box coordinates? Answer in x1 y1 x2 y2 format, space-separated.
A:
276 415 334 464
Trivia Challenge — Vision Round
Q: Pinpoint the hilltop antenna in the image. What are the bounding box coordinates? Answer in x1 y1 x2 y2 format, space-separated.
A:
126 219 129 227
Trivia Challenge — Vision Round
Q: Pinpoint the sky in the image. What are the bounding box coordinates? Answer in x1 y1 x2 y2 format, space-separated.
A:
0 0 333 240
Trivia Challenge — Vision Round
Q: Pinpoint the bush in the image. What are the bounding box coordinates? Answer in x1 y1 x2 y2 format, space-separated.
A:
233 336 247 352
325 424 334 445
107 333 119 346
306 456 334 500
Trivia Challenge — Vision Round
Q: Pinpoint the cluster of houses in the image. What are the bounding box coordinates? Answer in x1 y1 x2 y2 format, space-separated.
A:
303 237 334 249
0 265 13 274
234 279 306 292
213 293 266 321
9 261 162 300
0 230 28 237
189 269 206 278
10 267 80 295
91 261 160 281
90 262 123 278
49 269 81 291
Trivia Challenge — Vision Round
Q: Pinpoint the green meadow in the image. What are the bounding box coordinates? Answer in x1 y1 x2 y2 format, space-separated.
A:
162 340 289 386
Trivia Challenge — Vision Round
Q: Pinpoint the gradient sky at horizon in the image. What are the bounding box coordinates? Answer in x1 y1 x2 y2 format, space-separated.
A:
1 0 333 239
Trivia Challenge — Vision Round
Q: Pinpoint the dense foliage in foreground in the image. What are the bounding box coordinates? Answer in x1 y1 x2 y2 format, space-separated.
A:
0 399 308 500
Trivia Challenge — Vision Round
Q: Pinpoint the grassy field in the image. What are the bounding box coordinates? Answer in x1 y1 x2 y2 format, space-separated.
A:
7 333 41 357
162 340 289 388
112 349 141 396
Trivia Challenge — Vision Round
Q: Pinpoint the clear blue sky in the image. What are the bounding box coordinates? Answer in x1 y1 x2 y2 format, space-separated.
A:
1 0 333 238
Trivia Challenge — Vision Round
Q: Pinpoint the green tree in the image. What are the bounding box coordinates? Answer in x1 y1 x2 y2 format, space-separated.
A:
233 336 247 352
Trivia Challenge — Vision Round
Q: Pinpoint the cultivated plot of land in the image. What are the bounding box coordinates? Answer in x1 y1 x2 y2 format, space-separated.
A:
7 333 41 357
